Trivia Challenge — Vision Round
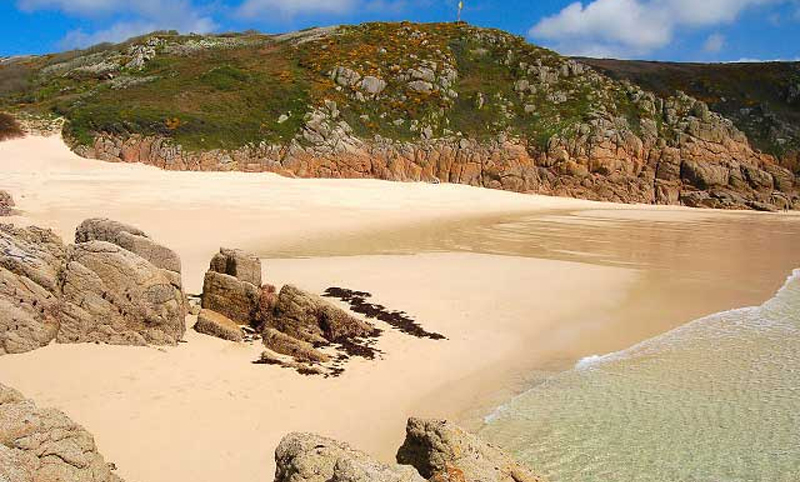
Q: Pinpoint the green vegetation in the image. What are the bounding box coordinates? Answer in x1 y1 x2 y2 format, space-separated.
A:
61 40 309 150
581 58 800 157
0 22 796 159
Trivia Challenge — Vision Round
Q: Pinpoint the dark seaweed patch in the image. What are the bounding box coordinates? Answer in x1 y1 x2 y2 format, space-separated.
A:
323 287 446 340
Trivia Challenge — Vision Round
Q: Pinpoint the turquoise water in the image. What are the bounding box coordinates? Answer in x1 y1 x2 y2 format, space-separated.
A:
481 269 800 482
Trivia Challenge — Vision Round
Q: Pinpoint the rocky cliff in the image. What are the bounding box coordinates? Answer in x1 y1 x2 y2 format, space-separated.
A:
578 58 800 168
2 23 798 210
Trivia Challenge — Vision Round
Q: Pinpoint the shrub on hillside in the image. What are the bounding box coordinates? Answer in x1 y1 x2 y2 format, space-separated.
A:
0 112 23 141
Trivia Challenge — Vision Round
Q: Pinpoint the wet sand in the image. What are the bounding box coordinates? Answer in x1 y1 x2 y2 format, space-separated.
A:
1 136 799 482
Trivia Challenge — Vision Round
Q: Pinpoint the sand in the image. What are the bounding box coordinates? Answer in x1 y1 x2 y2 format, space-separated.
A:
1 135 799 482
0 135 598 294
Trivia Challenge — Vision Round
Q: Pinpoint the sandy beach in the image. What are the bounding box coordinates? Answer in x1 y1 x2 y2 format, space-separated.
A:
1 136 799 482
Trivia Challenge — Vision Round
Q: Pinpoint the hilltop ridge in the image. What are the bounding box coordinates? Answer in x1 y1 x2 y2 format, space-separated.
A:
1 22 798 210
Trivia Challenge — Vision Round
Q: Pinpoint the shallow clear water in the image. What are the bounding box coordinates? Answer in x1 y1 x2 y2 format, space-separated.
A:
481 270 800 482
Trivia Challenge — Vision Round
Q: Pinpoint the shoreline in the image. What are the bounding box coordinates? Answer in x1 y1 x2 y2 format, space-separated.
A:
1 135 800 481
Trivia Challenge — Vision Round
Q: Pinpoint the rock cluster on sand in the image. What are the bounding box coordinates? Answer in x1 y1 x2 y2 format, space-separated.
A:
0 383 124 482
196 247 378 374
257 284 379 374
274 418 543 482
0 191 14 216
0 218 186 355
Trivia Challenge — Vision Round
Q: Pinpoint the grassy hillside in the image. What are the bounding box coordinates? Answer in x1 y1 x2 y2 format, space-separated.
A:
0 23 661 152
579 58 800 158
0 22 797 163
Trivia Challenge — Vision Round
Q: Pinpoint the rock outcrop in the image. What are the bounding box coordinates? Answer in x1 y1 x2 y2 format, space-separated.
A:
0 191 14 216
194 308 243 342
273 418 543 482
58 240 186 346
397 418 543 482
76 218 182 288
208 247 262 286
0 219 187 355
83 120 799 212
0 224 65 355
201 248 261 325
262 327 330 363
275 432 425 482
265 284 376 345
196 248 379 372
0 383 124 482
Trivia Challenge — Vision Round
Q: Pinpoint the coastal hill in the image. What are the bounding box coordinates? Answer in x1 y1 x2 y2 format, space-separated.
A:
1 22 798 210
578 58 800 170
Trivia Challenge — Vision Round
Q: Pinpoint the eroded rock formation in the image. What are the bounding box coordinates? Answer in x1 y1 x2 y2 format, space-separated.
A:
201 248 261 325
59 241 186 345
265 284 376 346
275 432 425 482
397 418 543 482
196 247 378 374
82 110 799 211
0 383 124 482
194 308 243 342
76 218 183 288
0 219 187 355
0 224 65 355
0 191 14 216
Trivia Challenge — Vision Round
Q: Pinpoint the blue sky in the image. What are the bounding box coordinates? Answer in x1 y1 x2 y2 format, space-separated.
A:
2 0 799 61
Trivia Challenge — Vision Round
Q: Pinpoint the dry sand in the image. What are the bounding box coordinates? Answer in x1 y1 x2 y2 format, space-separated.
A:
1 135 799 482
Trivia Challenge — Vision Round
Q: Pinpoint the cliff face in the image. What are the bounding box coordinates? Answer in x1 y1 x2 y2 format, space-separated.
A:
3 22 799 210
79 92 797 210
578 58 800 167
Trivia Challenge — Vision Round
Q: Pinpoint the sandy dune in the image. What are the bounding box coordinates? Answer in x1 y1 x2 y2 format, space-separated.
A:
1 136 798 482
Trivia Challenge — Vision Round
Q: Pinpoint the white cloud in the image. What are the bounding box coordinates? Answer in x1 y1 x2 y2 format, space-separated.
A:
703 33 726 53
235 0 412 18
60 17 216 49
729 57 800 62
18 0 124 16
530 0 788 58
237 0 358 17
18 0 217 48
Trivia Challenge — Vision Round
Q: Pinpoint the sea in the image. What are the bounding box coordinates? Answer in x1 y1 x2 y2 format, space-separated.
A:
480 269 800 482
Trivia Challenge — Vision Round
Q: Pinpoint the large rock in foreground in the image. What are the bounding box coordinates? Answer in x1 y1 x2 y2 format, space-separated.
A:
275 432 425 482
0 383 123 482
59 241 186 345
0 224 65 355
396 418 543 482
75 218 182 288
